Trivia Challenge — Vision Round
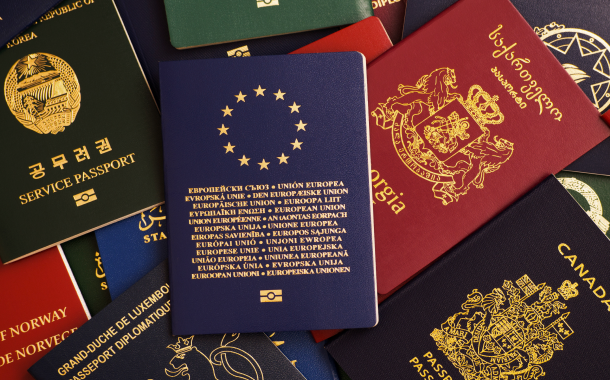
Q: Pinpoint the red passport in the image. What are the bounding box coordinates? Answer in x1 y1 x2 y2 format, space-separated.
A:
0 247 90 380
368 0 609 295
372 0 406 44
290 17 392 64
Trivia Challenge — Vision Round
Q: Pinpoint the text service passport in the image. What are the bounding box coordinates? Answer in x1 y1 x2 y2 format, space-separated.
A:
160 53 378 335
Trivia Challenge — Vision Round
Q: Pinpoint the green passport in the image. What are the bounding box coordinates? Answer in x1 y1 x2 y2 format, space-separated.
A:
0 0 164 263
163 0 374 49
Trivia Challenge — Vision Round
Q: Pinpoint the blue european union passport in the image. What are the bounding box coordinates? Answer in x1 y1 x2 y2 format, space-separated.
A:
29 261 307 380
0 0 62 48
160 53 378 335
113 0 339 103
327 176 610 380
95 206 169 300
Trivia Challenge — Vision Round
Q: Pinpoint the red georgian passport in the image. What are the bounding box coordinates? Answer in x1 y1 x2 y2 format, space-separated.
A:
368 0 609 295
291 17 393 64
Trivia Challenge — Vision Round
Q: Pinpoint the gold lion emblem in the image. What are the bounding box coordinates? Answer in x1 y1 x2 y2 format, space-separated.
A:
4 53 81 134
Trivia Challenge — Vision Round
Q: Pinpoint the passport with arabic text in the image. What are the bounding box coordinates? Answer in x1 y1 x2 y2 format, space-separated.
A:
95 207 169 300
327 176 610 380
29 261 307 380
160 53 377 335
0 0 164 263
0 246 90 380
368 0 609 295
162 0 373 49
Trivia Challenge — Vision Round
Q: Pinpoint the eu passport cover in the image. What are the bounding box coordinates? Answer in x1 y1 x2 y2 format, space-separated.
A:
162 0 373 49
0 0 164 263
0 0 62 48
327 176 610 380
160 53 378 335
1 246 90 380
29 261 307 380
368 0 609 294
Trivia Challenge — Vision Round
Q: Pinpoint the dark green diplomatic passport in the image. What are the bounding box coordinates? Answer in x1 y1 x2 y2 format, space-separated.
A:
163 0 373 49
61 232 112 316
0 0 164 263
556 171 610 239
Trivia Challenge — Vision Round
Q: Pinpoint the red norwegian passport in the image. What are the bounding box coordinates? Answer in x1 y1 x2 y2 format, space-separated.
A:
0 247 90 380
291 17 392 64
368 0 609 295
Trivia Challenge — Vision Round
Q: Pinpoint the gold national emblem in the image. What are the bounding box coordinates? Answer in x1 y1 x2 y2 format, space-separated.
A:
430 275 578 380
372 68 514 205
4 53 81 134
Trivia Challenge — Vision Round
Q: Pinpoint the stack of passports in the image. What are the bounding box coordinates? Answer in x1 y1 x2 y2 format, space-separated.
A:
160 53 378 334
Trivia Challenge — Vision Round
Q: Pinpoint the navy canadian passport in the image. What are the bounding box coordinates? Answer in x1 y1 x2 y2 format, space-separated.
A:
29 261 307 380
327 176 610 380
160 53 378 335
113 0 339 103
402 0 610 175
0 0 62 48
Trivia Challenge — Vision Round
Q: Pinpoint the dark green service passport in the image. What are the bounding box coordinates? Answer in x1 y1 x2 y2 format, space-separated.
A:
61 232 112 316
0 0 164 263
557 171 610 239
163 0 373 49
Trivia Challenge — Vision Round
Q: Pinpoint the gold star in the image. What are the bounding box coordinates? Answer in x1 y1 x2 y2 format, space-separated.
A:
274 89 286 100
254 85 266 96
218 124 229 135
25 55 37 70
295 120 307 131
277 153 289 164
221 105 233 117
223 142 235 153
258 159 270 170
238 155 250 166
235 91 247 103
291 139 303 150
289 102 301 113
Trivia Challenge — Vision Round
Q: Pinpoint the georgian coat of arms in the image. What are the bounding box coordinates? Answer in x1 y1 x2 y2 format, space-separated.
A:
371 68 514 205
430 275 578 380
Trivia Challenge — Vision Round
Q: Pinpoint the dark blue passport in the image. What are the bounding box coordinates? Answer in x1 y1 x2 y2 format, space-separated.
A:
29 261 307 380
113 0 339 103
95 206 168 300
160 53 377 335
0 0 62 48
327 176 610 380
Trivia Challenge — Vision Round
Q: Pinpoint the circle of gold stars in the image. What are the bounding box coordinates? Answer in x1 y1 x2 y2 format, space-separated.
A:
218 85 307 170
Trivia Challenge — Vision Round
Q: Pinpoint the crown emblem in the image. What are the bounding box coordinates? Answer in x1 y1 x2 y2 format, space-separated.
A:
534 22 566 38
167 336 194 354
462 85 504 126
557 280 579 300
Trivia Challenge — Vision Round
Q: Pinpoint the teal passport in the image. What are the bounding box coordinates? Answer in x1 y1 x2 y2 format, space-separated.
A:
163 0 373 49
0 0 164 263
160 53 378 335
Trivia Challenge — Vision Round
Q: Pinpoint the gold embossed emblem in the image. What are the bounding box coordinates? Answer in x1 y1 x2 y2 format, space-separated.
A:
4 53 81 134
431 275 577 380
535 23 610 113
372 68 514 205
